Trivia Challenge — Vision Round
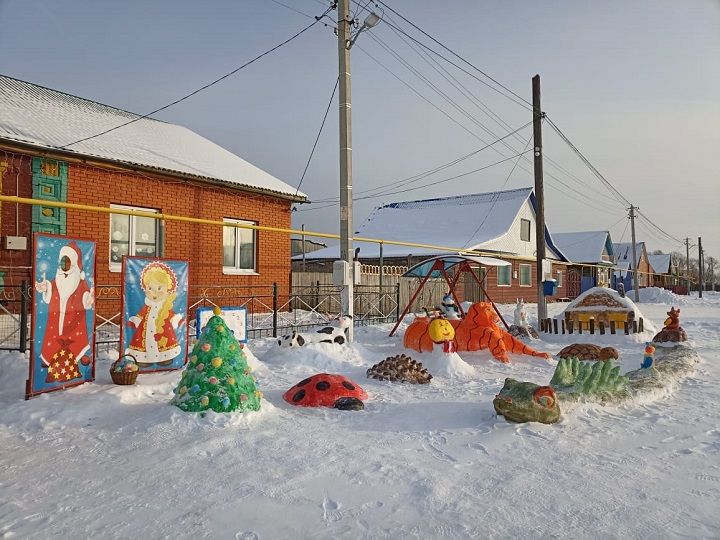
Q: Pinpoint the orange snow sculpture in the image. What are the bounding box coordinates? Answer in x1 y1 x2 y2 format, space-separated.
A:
403 303 551 363
454 303 551 363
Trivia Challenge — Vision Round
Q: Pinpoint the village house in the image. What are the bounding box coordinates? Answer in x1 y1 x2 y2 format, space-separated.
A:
647 253 676 288
0 75 305 293
612 241 651 290
552 230 615 299
295 187 570 304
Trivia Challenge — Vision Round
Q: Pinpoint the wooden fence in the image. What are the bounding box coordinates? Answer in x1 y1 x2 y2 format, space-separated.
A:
540 317 645 336
292 267 448 315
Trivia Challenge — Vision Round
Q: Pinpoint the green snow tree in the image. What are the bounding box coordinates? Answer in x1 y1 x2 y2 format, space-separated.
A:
171 308 261 413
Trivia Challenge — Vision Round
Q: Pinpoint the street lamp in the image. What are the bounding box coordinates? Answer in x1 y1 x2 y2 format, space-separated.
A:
336 1 381 342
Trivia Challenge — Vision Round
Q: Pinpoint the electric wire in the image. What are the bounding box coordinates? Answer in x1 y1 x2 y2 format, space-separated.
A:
308 120 532 204
374 0 533 110
356 36 623 213
58 8 332 149
295 77 339 198
461 132 533 248
361 20 616 211
296 150 532 211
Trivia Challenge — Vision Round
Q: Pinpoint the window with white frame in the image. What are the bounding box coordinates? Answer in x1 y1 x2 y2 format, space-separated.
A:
110 204 160 270
497 265 511 286
223 218 257 273
556 270 564 288
519 264 532 286
520 218 531 242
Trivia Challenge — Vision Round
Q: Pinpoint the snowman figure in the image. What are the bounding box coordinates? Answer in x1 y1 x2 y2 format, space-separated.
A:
439 293 461 320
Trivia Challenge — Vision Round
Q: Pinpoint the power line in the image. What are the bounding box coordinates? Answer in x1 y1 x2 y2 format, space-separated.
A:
544 116 629 206
356 39 620 213
297 150 532 211
307 120 532 203
375 8 622 209
269 0 316 19
295 77 339 197
360 23 625 212
461 133 533 248
58 9 331 149
374 0 533 109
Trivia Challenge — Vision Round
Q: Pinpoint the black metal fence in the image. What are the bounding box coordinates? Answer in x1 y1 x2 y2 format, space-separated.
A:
0 281 400 356
0 281 30 352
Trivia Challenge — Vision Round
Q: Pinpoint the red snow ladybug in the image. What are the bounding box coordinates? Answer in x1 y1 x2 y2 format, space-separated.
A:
283 373 368 411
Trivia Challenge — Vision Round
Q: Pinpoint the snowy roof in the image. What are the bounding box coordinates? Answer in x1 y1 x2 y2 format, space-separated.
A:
553 231 613 264
613 242 646 265
648 254 672 274
299 187 568 261
0 75 305 200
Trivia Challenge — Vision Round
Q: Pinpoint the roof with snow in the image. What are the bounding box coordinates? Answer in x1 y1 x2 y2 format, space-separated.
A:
0 75 305 200
299 187 568 261
553 231 614 264
613 242 646 266
648 253 672 274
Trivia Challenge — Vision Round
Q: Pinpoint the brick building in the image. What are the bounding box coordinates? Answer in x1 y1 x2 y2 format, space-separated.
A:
0 75 305 292
295 188 570 304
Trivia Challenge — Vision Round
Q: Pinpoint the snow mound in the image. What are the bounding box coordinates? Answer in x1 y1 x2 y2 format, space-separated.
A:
241 344 269 375
415 350 476 379
553 286 658 335
628 287 706 306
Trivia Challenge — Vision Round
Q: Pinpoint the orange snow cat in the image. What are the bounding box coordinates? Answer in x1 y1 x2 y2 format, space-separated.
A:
403 302 551 363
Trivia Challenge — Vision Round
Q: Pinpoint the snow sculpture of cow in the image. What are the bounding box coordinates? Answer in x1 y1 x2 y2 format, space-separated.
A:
277 315 353 347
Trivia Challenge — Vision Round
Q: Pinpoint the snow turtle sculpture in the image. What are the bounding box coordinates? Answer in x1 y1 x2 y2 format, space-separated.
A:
557 343 619 361
366 354 432 384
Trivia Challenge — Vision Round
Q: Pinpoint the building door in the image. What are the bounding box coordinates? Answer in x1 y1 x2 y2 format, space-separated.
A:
462 266 486 303
31 158 67 235
568 268 581 298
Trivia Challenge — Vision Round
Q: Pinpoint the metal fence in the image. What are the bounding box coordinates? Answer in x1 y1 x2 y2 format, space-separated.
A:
0 280 401 356
0 281 30 352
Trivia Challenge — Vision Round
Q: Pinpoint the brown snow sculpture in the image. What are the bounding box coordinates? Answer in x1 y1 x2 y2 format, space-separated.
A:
366 354 432 384
557 344 619 362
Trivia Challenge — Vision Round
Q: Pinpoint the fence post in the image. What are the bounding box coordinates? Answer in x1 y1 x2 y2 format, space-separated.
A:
272 283 278 338
19 280 28 353
395 282 401 323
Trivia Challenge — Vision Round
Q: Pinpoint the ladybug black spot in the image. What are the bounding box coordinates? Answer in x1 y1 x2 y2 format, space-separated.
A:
315 381 331 391
297 377 312 387
342 381 355 390
292 389 306 402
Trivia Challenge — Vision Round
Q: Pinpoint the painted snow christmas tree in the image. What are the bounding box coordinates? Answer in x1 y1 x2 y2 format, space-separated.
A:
171 307 261 413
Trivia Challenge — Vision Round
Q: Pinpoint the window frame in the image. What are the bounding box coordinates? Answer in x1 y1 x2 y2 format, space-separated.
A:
109 204 160 272
497 264 512 287
520 218 531 242
223 218 258 275
519 263 532 287
556 270 564 288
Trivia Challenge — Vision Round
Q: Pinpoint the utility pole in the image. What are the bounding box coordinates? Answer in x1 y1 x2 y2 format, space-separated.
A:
698 236 704 298
338 0 354 341
628 205 640 302
532 74 547 321
301 224 306 273
685 237 691 295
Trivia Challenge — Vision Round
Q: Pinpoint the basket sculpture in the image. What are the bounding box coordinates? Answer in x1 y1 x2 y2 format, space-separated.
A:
110 354 139 385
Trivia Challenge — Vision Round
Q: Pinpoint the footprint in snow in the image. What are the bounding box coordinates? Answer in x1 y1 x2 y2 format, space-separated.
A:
322 493 343 522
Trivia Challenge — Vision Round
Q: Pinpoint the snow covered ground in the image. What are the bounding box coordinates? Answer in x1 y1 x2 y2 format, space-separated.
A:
1 291 719 539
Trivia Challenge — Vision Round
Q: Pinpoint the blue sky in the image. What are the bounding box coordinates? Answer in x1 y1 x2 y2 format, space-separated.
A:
1 0 718 258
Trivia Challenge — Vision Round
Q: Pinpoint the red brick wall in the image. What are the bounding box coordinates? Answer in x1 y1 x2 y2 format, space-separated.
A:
0 153 293 290
67 163 292 288
461 260 569 305
0 154 33 284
